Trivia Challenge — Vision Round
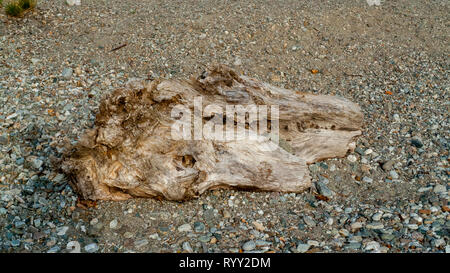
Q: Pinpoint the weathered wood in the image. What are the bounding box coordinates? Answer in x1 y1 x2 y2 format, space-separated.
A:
61 65 363 201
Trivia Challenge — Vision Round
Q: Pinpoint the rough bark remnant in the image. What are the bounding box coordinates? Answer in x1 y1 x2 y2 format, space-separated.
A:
61 65 363 201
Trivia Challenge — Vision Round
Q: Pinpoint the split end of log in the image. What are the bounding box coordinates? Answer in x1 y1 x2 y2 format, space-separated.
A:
61 65 363 201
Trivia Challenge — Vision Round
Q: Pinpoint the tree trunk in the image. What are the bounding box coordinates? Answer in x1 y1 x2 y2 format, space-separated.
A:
61 65 363 201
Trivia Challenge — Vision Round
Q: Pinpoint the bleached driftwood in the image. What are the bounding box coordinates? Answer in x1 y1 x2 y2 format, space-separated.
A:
61 65 363 201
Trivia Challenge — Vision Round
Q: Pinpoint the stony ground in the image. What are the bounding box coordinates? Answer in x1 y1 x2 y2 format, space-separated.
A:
0 0 449 253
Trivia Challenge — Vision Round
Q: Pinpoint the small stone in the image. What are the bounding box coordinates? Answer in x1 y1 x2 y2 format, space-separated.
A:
149 233 160 240
350 222 363 230
223 210 231 218
61 68 73 79
382 160 395 171
307 240 320 247
90 218 98 226
339 229 350 237
411 138 423 148
407 224 418 230
193 222 205 232
66 241 81 253
178 224 192 232
56 226 69 236
32 159 44 169
123 232 133 239
66 0 81 6
433 184 446 193
31 58 40 65
355 147 365 155
366 222 384 229
303 216 316 227
109 219 118 229
296 243 310 253
183 242 193 252
345 242 362 250
365 241 380 252
347 155 357 162
47 246 60 253
242 240 256 251
11 240 20 247
210 237 217 244
198 235 210 243
418 187 433 193
362 177 373 183
134 239 149 248
372 212 383 221
84 243 99 253
315 181 334 198
389 170 399 179
381 234 395 241
445 245 450 253
252 221 265 231
364 149 373 155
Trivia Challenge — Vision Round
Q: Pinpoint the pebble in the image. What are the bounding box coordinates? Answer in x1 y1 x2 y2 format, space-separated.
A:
109 219 118 229
366 222 384 229
382 160 395 171
242 240 256 251
183 241 193 252
61 67 73 78
178 224 192 232
296 244 310 253
11 240 20 247
193 222 205 232
47 246 60 253
252 221 265 231
66 0 81 6
347 155 357 163
66 241 81 253
372 212 383 221
56 226 69 236
362 177 373 183
411 138 423 148
84 243 99 253
365 241 381 252
389 170 399 179
134 239 149 248
433 184 446 193
316 181 334 198
303 216 316 227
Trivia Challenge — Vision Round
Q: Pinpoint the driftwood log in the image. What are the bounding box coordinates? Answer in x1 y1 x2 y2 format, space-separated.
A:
61 65 363 201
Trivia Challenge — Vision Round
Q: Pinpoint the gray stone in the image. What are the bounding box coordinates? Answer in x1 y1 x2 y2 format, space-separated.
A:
303 216 316 227
11 240 20 247
382 160 395 171
366 222 384 229
198 235 211 243
109 219 118 229
62 68 73 79
411 138 423 148
134 239 149 248
178 224 192 232
56 226 69 236
84 243 99 253
316 181 334 198
183 241 193 252
194 222 205 232
389 170 399 179
242 240 256 251
296 243 310 253
47 246 60 253
362 177 373 183
433 184 446 193
32 158 44 169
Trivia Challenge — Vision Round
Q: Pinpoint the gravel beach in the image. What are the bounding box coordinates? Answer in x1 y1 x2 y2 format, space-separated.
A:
0 0 448 253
